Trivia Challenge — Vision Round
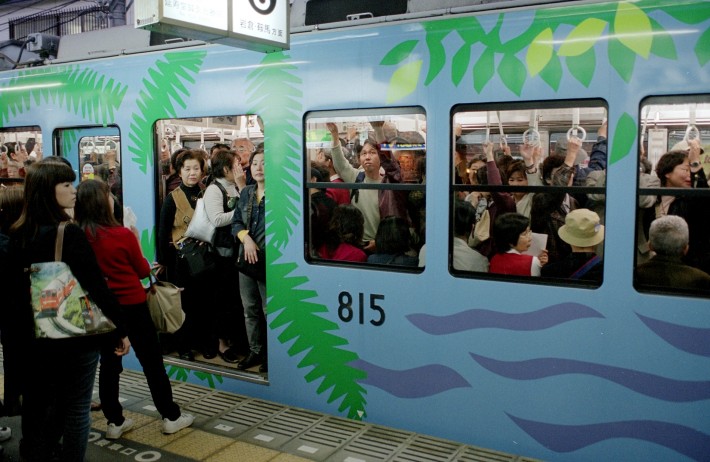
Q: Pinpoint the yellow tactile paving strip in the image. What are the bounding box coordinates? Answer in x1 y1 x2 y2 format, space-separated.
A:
163 429 235 460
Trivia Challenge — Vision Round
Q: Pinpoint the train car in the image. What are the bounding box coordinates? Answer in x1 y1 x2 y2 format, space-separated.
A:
1 0 709 460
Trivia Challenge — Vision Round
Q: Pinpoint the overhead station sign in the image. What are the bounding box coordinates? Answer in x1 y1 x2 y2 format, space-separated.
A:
135 0 289 52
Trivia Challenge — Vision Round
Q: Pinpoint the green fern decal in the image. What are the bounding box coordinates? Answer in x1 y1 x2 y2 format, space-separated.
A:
0 65 127 126
61 129 79 159
128 51 207 173
382 0 710 100
245 52 368 420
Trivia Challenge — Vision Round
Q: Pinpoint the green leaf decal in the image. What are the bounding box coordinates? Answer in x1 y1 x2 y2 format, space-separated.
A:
558 18 607 57
539 53 563 90
245 53 368 420
614 2 652 59
649 17 677 60
452 45 472 86
608 37 636 82
610 112 637 165
423 25 450 85
695 26 710 66
657 2 710 25
386 60 423 103
380 40 419 66
566 47 596 87
140 228 156 266
128 51 207 173
498 53 526 96
527 28 554 76
0 65 127 127
473 48 495 93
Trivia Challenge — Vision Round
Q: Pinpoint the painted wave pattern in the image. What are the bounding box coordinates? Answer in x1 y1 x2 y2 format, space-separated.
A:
406 302 604 334
351 359 471 398
378 303 710 459
507 414 710 461
637 313 710 358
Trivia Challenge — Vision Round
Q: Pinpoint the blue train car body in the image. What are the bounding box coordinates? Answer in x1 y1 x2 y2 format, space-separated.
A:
1 0 709 460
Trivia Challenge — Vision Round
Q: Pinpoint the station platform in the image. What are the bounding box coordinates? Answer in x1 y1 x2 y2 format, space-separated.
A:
0 368 541 461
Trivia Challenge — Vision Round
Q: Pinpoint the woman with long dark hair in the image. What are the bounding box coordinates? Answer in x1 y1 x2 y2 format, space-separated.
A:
75 179 193 440
10 159 129 461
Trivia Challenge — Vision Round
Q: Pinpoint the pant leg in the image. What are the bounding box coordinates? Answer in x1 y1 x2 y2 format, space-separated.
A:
239 273 266 355
98 339 124 424
215 257 247 351
59 348 100 461
124 303 181 420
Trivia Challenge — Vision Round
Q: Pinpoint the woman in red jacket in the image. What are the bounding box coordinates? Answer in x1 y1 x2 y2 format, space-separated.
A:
75 180 193 440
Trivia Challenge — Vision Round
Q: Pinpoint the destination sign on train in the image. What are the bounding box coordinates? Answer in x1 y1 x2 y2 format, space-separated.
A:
135 0 289 52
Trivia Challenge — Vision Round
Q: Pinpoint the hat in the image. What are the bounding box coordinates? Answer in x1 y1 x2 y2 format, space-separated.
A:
558 209 605 247
555 137 588 165
671 140 705 154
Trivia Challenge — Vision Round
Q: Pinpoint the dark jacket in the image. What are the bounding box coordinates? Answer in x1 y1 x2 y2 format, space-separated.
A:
635 254 710 292
232 185 266 249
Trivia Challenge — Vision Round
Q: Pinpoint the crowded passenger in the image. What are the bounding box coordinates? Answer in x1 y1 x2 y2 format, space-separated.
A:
316 148 350 205
231 137 256 191
541 208 604 282
75 179 193 440
318 204 367 263
156 149 207 360
10 159 129 461
635 215 710 291
489 212 548 276
651 139 710 274
451 199 489 272
326 121 407 253
367 216 418 266
203 148 249 363
309 163 337 256
232 145 268 372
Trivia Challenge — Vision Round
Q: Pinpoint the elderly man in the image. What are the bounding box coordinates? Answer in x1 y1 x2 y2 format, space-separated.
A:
635 215 710 291
231 138 256 190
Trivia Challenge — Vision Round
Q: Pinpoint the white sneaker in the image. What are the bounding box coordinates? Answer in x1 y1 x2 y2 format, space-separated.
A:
106 418 134 440
162 413 194 434
0 427 10 442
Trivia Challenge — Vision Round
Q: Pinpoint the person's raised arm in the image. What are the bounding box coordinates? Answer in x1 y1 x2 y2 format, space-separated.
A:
326 123 358 182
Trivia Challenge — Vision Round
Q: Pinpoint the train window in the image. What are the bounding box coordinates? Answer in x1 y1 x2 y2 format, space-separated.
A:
0 126 42 186
452 101 607 287
54 126 123 210
635 97 710 298
304 109 426 270
153 115 269 375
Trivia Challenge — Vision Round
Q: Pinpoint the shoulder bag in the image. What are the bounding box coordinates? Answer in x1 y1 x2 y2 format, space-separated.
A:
183 192 216 244
146 272 185 333
29 222 116 339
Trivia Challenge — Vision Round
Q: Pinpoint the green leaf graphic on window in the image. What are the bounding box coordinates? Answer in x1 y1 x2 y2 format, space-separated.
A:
609 37 636 82
614 2 652 59
610 112 637 165
423 25 450 85
386 60 423 103
473 48 495 93
566 47 596 87
696 27 710 66
649 17 677 60
498 54 526 96
527 28 554 76
558 18 607 57
452 45 472 86
380 40 419 66
539 53 563 91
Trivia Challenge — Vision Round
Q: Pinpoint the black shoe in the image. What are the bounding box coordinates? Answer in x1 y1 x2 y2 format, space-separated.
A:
202 348 218 360
219 348 241 364
178 351 194 361
259 362 268 373
237 352 264 370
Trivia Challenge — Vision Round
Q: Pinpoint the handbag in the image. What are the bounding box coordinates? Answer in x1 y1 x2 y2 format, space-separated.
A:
184 196 216 244
236 244 266 282
29 222 116 339
146 273 185 334
178 237 216 277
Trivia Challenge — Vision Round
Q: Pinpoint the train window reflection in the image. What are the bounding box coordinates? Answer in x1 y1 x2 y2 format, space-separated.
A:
0 125 42 185
635 97 710 298
304 109 426 271
452 101 607 286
